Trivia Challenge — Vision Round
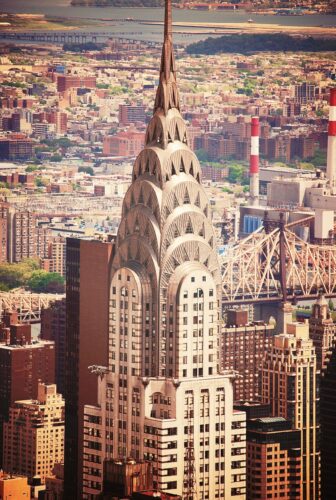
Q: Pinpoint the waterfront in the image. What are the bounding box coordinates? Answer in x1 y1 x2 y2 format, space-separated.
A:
1 1 336 44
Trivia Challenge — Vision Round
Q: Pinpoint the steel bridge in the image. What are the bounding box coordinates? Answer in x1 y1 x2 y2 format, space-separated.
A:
0 292 64 323
0 31 160 46
221 215 336 305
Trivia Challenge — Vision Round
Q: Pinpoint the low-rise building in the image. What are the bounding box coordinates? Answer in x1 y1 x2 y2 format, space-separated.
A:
0 471 30 499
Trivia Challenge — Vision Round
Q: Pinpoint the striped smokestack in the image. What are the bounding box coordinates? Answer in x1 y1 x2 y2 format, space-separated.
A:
250 116 259 206
327 88 336 187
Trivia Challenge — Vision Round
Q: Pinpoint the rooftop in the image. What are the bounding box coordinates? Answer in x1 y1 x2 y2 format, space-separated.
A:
257 417 287 424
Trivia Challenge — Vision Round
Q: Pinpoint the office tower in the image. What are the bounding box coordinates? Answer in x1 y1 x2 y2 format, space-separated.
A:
261 322 320 500
320 341 336 500
41 298 66 395
246 417 301 500
82 2 246 498
3 383 64 483
119 103 146 126
64 238 114 499
309 293 336 371
222 309 275 402
0 318 55 465
8 208 37 263
0 471 31 499
0 134 33 161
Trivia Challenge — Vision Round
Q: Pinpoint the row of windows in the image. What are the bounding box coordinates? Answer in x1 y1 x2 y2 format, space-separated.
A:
112 285 137 296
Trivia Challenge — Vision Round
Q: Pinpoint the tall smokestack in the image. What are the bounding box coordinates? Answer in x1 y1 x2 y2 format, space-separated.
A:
249 116 259 206
327 88 336 187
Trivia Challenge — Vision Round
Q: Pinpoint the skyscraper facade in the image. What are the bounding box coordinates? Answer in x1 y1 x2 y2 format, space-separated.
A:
82 1 246 498
221 309 275 402
8 207 37 263
309 293 336 371
246 417 301 500
41 297 66 395
320 342 336 500
261 323 320 500
3 382 64 483
64 238 114 499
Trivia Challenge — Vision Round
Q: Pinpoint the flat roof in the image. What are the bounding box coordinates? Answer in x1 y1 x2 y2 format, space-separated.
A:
257 417 286 424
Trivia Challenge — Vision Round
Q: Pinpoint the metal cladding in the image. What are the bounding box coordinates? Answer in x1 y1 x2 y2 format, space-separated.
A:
154 0 180 116
249 116 259 206
111 0 221 377
327 88 336 186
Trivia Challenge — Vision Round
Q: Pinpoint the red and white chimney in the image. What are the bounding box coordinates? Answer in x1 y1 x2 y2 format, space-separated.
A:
250 116 259 206
327 88 336 187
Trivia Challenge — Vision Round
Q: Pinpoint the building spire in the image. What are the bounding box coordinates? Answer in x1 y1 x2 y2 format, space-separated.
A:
164 0 172 41
154 0 180 116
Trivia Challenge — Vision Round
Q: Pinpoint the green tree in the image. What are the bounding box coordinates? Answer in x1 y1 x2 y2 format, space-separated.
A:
0 259 40 290
195 149 209 163
50 154 63 163
228 164 244 184
35 177 48 187
26 165 40 172
27 271 65 293
78 166 94 176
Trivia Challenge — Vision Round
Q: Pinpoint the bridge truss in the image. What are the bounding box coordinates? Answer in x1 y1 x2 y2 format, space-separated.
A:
221 223 336 304
0 292 64 322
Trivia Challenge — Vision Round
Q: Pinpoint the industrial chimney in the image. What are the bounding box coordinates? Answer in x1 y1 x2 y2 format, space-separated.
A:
249 116 259 206
326 88 336 188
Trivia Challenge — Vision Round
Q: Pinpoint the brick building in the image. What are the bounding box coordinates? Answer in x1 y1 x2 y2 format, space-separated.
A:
8 208 37 263
0 134 33 161
33 110 68 134
0 203 8 264
41 298 66 395
103 129 144 157
261 323 320 500
119 104 146 126
57 75 96 93
0 314 55 465
3 382 64 483
222 309 275 402
246 417 301 499
201 164 228 182
309 293 336 371
64 238 114 499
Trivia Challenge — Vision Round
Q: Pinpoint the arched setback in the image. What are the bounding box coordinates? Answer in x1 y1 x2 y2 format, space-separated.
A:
86 1 249 496
122 177 162 220
118 206 161 259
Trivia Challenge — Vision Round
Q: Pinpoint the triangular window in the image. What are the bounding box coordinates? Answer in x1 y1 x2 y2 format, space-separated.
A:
183 189 190 204
186 220 193 234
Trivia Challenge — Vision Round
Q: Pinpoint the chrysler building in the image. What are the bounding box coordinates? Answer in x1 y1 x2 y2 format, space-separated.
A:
82 1 246 498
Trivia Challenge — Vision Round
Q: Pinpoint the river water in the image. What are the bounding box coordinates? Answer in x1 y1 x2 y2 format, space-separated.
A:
1 0 336 44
